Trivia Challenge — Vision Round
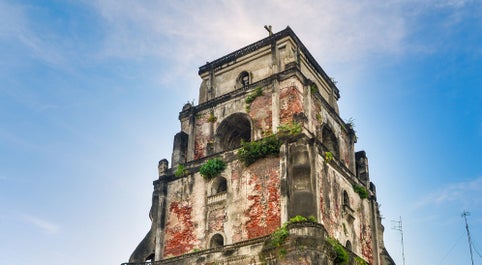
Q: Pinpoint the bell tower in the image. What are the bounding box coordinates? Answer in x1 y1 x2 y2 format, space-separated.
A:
124 26 395 265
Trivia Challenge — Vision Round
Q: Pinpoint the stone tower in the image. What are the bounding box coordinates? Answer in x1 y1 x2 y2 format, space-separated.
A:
123 26 395 265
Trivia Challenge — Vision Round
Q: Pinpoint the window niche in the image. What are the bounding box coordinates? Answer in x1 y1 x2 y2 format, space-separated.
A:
346 240 352 251
210 233 224 248
207 176 228 205
343 190 350 207
215 113 251 152
211 176 227 195
342 190 355 221
321 125 339 158
237 71 250 88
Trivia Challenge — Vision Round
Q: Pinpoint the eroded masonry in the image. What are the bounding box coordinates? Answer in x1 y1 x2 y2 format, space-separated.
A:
123 27 395 265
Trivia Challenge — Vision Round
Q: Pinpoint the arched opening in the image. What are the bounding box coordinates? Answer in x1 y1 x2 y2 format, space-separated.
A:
322 125 339 158
346 240 352 251
210 234 224 248
343 190 350 207
211 177 227 195
237 71 250 88
216 113 251 151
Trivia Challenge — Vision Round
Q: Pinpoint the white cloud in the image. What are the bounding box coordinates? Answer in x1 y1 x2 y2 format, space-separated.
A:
83 0 417 94
416 176 482 209
90 0 408 63
22 214 60 234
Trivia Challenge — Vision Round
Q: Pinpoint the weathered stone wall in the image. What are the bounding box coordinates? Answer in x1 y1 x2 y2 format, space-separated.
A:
279 82 304 125
316 155 374 264
163 174 203 257
309 94 355 173
162 155 281 258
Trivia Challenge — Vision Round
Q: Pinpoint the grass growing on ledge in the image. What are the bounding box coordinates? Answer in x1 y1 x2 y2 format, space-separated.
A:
326 237 349 264
271 224 289 247
277 122 302 136
269 215 317 247
199 158 226 180
174 164 189 177
207 112 217 123
288 215 317 223
237 135 281 166
353 184 369 199
355 256 369 265
325 151 334 163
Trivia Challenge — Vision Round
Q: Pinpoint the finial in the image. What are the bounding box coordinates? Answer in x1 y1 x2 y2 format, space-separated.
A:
158 159 168 176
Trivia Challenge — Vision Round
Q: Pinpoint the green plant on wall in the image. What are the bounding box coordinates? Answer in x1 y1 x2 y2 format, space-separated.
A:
277 122 302 136
288 215 317 223
207 111 217 123
310 84 319 94
353 184 369 199
174 164 189 178
270 223 289 247
316 113 323 122
325 151 334 163
354 256 369 265
269 215 317 248
345 117 355 128
245 87 263 112
199 158 226 180
237 135 281 166
326 237 349 264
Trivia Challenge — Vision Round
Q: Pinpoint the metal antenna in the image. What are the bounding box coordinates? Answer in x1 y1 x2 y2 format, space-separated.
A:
392 216 406 265
462 211 475 265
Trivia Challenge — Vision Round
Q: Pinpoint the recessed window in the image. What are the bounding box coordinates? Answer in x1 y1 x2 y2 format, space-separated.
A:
343 190 350 207
322 125 339 158
238 71 250 88
211 177 227 195
216 113 251 151
210 233 224 248
346 240 352 251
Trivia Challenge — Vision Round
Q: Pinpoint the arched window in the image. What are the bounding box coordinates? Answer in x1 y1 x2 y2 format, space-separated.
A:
216 113 251 151
210 234 224 248
238 71 250 87
343 190 350 207
211 177 227 195
346 240 352 251
322 125 339 158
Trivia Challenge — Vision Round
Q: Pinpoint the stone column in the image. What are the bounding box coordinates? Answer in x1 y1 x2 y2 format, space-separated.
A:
154 159 169 261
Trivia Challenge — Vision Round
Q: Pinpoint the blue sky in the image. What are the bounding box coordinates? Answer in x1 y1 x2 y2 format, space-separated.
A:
0 1 481 265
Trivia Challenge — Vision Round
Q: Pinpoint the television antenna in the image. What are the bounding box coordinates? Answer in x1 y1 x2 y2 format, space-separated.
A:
462 211 475 265
392 216 406 265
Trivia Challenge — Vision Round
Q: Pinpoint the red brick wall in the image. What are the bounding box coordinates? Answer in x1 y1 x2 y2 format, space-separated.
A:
163 201 196 257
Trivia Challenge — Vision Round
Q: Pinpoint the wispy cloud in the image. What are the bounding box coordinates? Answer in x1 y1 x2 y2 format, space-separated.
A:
87 0 413 89
0 1 66 67
22 214 60 234
90 0 408 62
415 176 482 209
